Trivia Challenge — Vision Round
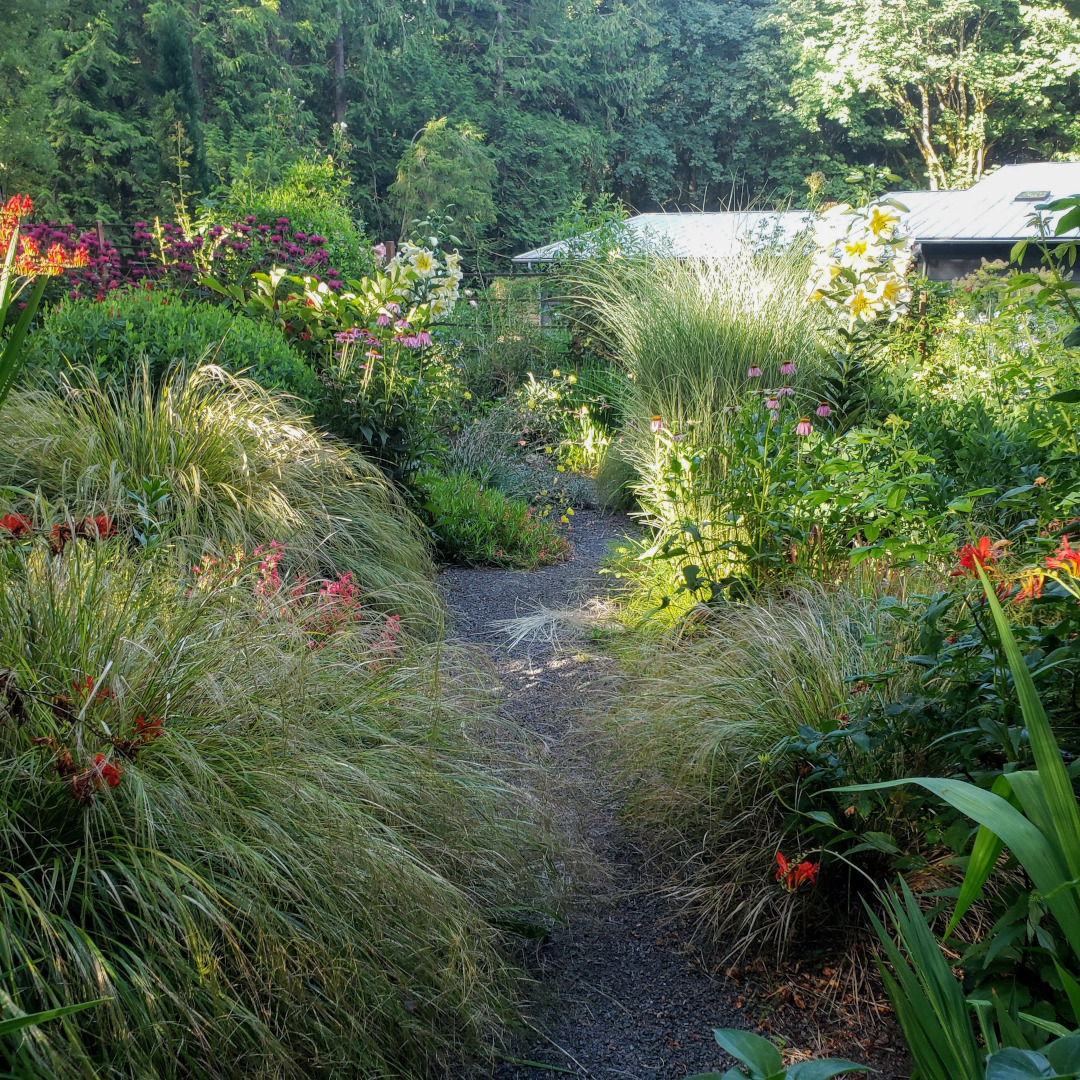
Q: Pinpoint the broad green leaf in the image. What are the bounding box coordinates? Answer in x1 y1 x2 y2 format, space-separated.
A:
786 1059 874 1080
1045 1036 1080 1074
1049 389 1080 404
838 776 1080 954
975 563 1080 895
712 1029 783 1080
946 773 1011 935
1055 961 1080 1027
984 1048 1055 1080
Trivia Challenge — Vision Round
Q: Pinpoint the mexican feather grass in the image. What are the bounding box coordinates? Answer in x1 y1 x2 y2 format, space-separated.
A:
0 364 438 627
0 538 551 1078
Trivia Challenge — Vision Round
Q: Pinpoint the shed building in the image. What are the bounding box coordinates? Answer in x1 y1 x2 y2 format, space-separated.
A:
512 162 1080 281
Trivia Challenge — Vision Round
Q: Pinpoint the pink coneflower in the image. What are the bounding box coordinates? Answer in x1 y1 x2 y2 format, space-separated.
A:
372 243 387 261
376 313 390 326
795 418 813 436
816 402 832 418
780 361 796 376
747 365 762 378
765 397 780 411
777 386 794 397
416 330 433 347
649 415 663 434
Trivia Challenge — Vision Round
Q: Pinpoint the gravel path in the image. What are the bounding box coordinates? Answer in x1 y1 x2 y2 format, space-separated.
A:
441 513 746 1080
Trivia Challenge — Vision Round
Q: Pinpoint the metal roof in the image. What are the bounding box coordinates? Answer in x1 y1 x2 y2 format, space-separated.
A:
894 162 1080 241
512 209 812 264
512 162 1080 264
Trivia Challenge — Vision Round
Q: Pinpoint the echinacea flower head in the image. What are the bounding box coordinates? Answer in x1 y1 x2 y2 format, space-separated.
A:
649 416 663 434
780 361 796 376
765 398 780 411
816 402 831 418
777 386 794 397
747 365 762 378
795 418 812 436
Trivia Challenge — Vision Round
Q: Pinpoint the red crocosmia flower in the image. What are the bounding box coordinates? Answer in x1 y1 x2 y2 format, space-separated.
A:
775 852 820 892
1047 536 1080 576
93 753 123 788
92 514 117 538
134 714 163 741
0 513 33 537
952 537 997 577
72 675 111 699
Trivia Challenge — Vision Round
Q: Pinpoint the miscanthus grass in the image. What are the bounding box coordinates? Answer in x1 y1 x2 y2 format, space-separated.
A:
565 252 820 485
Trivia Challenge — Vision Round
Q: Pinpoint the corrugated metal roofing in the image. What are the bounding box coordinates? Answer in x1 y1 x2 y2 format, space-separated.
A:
511 162 1080 263
894 162 1080 241
512 210 810 264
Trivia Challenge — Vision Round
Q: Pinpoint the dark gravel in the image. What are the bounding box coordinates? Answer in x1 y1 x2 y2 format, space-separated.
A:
441 513 749 1080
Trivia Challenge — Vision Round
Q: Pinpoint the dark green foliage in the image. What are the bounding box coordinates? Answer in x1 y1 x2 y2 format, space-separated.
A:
388 119 498 244
415 470 571 567
23 293 319 400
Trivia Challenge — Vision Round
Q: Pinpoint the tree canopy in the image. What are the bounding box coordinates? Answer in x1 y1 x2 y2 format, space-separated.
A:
1 0 1078 257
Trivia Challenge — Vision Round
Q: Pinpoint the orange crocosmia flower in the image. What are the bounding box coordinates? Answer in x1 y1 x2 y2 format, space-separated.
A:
1047 536 1080 576
775 852 820 892
1015 571 1045 603
953 537 1000 577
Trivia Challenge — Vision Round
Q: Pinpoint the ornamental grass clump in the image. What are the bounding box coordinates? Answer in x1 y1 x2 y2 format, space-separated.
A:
0 536 550 1078
566 250 821 487
604 584 909 959
0 363 439 627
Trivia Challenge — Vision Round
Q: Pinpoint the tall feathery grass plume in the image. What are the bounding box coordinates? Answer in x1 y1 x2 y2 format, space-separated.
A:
0 363 440 628
563 249 821 476
0 535 553 1078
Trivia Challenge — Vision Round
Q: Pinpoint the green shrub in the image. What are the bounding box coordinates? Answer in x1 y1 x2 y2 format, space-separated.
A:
0 537 550 1078
24 291 319 400
222 157 372 281
0 365 439 628
415 470 571 568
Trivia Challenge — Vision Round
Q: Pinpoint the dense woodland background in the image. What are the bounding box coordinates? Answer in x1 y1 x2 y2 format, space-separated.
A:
3 0 1080 263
